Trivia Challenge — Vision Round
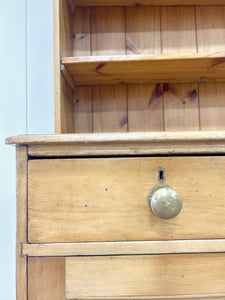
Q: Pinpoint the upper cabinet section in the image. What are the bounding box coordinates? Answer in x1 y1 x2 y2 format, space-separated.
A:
54 0 225 133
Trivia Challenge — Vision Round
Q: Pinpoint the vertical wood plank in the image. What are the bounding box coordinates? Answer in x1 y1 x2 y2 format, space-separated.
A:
126 7 163 132
28 257 65 300
74 86 93 133
60 75 74 133
73 7 92 132
197 6 225 130
59 0 73 57
92 7 127 132
93 85 127 132
162 6 199 131
128 84 163 132
92 7 125 56
164 84 199 131
126 7 161 56
16 146 27 300
55 0 74 133
161 6 197 54
199 83 225 130
72 7 91 57
196 6 225 52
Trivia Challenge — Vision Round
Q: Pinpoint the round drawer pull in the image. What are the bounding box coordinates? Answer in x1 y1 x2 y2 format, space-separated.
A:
147 185 182 219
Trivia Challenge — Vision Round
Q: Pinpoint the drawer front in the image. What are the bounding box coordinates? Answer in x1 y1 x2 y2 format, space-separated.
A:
28 156 225 243
66 254 225 299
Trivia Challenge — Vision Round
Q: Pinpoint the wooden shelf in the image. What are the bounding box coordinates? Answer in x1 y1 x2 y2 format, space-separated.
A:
72 0 225 6
62 53 225 86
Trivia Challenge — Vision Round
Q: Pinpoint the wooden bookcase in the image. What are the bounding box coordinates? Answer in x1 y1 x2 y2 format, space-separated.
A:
7 1 225 299
54 0 225 134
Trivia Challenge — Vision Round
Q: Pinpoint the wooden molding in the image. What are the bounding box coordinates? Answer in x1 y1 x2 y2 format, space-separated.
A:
23 239 225 257
6 131 225 157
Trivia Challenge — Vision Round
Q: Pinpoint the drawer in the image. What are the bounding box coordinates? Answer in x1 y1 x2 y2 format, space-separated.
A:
65 254 225 299
27 254 225 300
28 156 225 243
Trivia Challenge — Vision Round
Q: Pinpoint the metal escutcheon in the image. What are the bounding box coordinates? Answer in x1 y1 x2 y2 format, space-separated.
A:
147 185 182 219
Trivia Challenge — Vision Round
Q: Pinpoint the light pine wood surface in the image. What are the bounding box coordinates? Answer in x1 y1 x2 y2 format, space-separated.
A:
66 254 225 299
55 4 225 133
6 131 225 156
28 156 225 243
16 147 28 300
28 257 65 300
22 239 225 256
62 53 225 85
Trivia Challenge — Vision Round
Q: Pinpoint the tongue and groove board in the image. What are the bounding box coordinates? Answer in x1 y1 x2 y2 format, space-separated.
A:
92 7 127 133
126 7 163 132
58 4 225 133
196 6 225 130
161 6 200 131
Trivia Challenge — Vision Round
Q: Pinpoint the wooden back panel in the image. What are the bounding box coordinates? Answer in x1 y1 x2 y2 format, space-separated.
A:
55 4 225 133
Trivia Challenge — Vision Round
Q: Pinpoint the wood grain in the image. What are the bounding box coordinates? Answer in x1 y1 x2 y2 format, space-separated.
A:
72 7 90 57
128 84 164 131
91 7 125 56
23 239 225 256
196 7 225 130
66 254 225 299
161 6 199 131
126 7 163 132
16 146 28 300
199 83 225 130
93 85 127 132
55 0 74 133
28 257 65 300
59 75 74 133
73 86 92 133
126 7 160 56
72 7 92 133
6 131 225 156
91 7 127 133
164 84 200 131
196 6 225 53
28 156 225 243
61 53 225 85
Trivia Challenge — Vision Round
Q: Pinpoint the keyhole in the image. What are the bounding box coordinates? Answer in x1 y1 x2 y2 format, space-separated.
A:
158 168 165 182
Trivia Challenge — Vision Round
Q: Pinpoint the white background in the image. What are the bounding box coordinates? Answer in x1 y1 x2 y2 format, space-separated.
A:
0 0 54 298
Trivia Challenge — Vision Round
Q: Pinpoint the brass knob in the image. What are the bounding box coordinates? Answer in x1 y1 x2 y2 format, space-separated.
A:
147 185 182 219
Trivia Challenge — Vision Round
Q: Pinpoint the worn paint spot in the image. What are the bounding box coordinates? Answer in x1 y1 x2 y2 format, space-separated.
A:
120 116 128 128
96 63 105 73
126 40 140 55
189 89 197 101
